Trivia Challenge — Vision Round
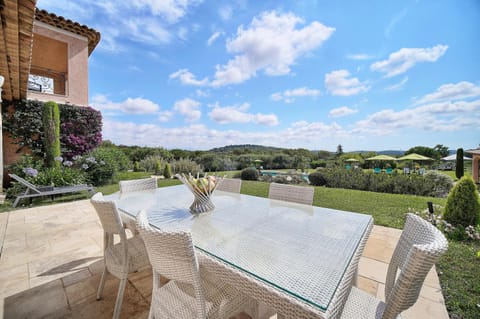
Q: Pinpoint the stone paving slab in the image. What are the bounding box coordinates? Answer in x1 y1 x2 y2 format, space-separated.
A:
0 199 449 319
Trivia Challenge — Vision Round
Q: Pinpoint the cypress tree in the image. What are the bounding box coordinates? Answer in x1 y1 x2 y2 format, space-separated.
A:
455 148 464 179
42 101 61 168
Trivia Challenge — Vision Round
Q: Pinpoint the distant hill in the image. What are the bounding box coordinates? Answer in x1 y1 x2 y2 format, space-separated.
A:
209 144 285 153
349 150 405 156
377 150 405 156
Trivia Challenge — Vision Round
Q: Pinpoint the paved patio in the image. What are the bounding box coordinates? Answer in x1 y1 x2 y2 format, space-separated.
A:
0 199 449 318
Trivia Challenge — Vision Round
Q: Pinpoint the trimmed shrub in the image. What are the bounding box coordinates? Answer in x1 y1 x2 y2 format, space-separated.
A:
163 163 172 178
76 147 129 186
456 148 464 179
423 171 454 197
171 158 201 174
241 168 259 181
154 160 162 175
444 176 480 227
309 171 327 186
308 167 452 197
42 101 61 167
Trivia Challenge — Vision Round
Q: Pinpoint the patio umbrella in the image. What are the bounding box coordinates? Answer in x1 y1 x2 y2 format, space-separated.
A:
365 155 397 161
441 154 472 161
398 153 433 171
345 158 359 162
397 153 433 161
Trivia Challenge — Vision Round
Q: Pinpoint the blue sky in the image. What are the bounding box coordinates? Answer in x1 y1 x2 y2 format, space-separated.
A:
38 0 480 151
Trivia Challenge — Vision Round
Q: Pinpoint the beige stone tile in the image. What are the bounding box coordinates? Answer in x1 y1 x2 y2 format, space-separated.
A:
356 275 378 296
3 279 70 319
69 279 150 319
2 233 27 250
6 211 25 224
0 263 30 298
28 245 103 288
371 225 402 238
423 266 441 289
402 294 450 319
88 259 106 275
62 268 93 287
358 256 388 284
65 274 100 306
129 268 153 299
376 282 386 301
362 237 395 263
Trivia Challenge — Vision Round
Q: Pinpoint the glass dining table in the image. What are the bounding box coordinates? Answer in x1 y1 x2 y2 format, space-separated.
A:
105 184 373 318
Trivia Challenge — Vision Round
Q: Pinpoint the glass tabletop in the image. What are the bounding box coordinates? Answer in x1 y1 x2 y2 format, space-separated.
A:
105 185 372 311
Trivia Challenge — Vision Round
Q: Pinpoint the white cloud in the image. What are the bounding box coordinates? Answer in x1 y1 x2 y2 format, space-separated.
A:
158 111 174 122
270 87 321 103
101 119 348 150
91 95 160 114
346 54 374 60
329 106 358 118
131 0 202 24
37 0 201 52
353 99 480 135
196 89 210 97
171 11 334 87
219 6 233 21
207 31 223 46
169 69 209 86
385 76 408 91
211 11 334 86
415 81 480 104
325 70 369 96
124 17 171 44
170 11 333 88
173 98 201 122
208 102 279 126
370 45 448 78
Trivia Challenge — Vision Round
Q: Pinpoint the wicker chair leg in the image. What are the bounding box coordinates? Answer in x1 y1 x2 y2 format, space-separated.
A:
112 278 127 319
96 267 107 300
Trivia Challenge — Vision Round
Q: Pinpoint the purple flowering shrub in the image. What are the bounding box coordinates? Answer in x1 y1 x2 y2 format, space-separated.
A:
60 105 103 159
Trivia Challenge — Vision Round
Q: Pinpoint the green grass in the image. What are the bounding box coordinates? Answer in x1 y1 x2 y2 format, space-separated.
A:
437 241 480 319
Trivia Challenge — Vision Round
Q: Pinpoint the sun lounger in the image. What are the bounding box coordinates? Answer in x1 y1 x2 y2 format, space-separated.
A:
9 174 95 207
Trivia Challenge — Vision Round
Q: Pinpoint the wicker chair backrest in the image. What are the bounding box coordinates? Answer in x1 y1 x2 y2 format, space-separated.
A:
382 213 448 319
217 178 242 193
135 210 201 286
268 183 314 206
90 192 125 236
119 177 157 194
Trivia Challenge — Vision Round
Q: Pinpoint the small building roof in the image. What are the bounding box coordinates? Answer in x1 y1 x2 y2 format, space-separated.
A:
35 9 100 56
466 149 480 156
0 1 100 101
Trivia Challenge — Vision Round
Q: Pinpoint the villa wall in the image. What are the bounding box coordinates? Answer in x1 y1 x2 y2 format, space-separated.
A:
27 22 89 106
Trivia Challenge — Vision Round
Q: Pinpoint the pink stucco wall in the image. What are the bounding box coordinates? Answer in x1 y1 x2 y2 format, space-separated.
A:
27 22 89 106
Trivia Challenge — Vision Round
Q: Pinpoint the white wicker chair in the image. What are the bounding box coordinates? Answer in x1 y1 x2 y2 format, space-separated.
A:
118 178 157 234
268 183 314 205
135 210 258 319
217 178 242 193
90 193 150 319
119 177 157 193
340 213 448 319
